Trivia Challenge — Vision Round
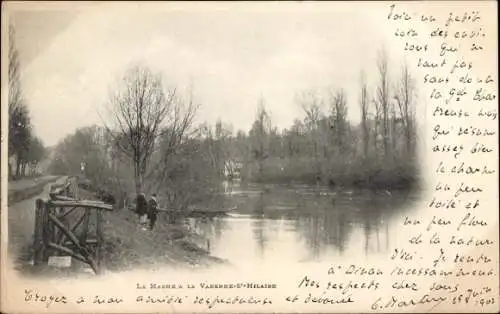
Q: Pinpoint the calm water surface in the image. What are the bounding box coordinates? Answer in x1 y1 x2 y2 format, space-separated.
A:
185 182 420 266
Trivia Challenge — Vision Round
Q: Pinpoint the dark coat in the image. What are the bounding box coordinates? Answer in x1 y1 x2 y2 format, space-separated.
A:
136 193 148 216
148 197 159 216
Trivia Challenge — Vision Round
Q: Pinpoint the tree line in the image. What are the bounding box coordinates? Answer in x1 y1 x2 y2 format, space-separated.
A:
47 48 418 209
223 50 418 190
8 24 46 180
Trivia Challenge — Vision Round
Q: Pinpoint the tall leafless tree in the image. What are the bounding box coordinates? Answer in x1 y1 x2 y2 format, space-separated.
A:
296 90 324 173
376 49 391 160
394 63 416 156
359 71 369 158
249 97 272 180
151 85 199 193
329 88 349 161
8 23 21 116
8 22 32 179
104 66 176 194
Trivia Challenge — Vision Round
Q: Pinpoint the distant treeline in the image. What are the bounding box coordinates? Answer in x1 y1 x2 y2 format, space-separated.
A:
219 51 419 191
8 24 46 179
48 48 419 211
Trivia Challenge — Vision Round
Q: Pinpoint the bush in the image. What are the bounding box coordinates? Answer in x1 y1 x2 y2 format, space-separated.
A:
242 155 418 191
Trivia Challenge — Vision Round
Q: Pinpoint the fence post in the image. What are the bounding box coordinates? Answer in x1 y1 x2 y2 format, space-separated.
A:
33 199 45 265
65 178 70 197
73 178 79 199
42 201 51 262
96 210 103 273
79 209 91 245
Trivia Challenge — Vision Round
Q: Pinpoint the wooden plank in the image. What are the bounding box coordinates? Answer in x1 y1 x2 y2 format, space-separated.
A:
48 213 87 254
64 180 70 197
71 211 88 234
50 194 78 201
49 200 113 211
47 242 88 264
58 206 78 219
49 179 73 199
33 199 45 265
48 213 98 274
156 205 236 214
42 201 51 262
50 184 71 196
79 209 91 245
48 255 72 268
96 210 103 269
63 239 98 246
50 206 61 256
71 178 79 199
55 203 73 247
58 211 88 245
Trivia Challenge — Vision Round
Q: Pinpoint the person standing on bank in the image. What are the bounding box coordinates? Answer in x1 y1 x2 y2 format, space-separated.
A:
148 193 159 230
136 192 148 229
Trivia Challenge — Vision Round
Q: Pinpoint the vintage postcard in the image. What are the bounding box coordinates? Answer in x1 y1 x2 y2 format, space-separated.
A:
1 1 498 313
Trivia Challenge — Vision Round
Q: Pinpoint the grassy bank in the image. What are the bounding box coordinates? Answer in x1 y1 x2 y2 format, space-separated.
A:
13 186 225 277
99 207 226 272
242 156 419 191
79 187 226 272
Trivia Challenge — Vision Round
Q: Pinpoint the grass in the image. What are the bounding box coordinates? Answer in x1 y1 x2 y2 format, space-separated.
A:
100 210 222 271
79 188 226 273
13 187 225 278
242 156 420 191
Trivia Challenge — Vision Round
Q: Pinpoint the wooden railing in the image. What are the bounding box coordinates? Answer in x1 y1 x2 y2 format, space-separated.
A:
33 177 113 274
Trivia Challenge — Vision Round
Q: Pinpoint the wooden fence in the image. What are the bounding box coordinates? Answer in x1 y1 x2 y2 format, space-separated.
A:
33 177 113 274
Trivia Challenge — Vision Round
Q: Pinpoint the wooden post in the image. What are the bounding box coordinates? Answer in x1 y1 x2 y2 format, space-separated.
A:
32 195 112 275
33 199 45 265
96 210 103 273
53 205 61 251
42 201 51 262
73 178 79 200
79 209 91 244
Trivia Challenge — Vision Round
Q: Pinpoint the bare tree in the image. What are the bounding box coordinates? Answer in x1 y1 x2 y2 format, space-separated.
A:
249 97 272 180
8 23 21 116
104 66 176 194
359 71 369 158
296 90 324 173
8 22 32 179
394 63 416 156
376 49 391 160
151 86 199 193
298 90 323 131
329 88 349 160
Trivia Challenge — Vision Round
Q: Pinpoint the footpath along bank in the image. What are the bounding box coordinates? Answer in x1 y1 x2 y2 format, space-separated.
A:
8 176 225 276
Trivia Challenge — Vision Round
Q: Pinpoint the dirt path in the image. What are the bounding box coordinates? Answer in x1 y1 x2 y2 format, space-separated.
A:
8 176 68 264
7 176 58 193
8 177 226 276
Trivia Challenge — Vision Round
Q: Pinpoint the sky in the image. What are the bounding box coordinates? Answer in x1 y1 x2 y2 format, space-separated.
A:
9 2 403 147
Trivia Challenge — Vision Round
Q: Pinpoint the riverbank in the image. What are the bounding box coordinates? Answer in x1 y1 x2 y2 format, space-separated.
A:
241 156 420 191
98 206 227 273
74 187 226 273
9 179 226 278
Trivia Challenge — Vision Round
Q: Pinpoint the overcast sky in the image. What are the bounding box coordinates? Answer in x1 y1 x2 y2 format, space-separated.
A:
10 2 406 146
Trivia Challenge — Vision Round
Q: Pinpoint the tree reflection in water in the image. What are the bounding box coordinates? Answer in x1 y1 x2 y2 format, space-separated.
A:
252 191 267 258
185 183 417 263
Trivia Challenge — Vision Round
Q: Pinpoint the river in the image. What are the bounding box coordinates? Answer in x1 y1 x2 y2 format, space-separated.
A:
184 181 420 267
